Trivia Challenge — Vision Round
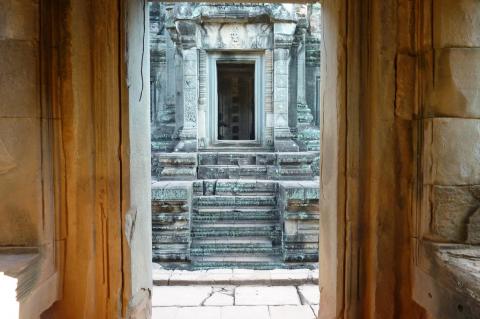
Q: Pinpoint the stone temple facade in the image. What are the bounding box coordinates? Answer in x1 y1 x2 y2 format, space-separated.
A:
150 3 321 269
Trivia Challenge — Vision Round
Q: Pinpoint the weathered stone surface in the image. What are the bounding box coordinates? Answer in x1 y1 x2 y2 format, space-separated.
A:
269 305 316 319
395 54 417 120
235 286 300 306
424 118 480 185
0 118 42 246
220 306 270 319
431 185 480 242
176 306 222 319
298 285 319 305
467 208 480 244
152 286 212 306
0 41 39 118
200 23 273 50
427 49 480 118
433 0 480 48
203 287 234 306
0 0 38 41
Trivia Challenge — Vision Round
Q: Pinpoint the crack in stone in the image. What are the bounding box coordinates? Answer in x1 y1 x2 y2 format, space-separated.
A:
296 285 307 305
200 287 215 306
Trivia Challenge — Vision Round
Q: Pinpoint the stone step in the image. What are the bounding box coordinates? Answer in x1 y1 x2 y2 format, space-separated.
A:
198 165 269 180
192 209 278 222
152 232 189 244
152 250 189 262
152 153 197 180
188 261 284 270
193 195 276 208
157 261 318 270
191 226 281 239
198 152 276 166
190 245 282 256
193 221 277 228
197 151 319 166
152 212 188 224
191 241 273 249
191 255 281 263
193 179 277 196
192 237 273 245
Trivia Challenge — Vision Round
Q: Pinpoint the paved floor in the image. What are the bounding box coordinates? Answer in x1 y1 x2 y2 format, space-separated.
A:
153 267 319 286
152 284 319 319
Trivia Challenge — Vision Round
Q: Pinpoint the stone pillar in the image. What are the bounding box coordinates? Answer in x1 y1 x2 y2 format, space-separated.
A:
273 23 299 152
174 21 198 152
296 25 307 107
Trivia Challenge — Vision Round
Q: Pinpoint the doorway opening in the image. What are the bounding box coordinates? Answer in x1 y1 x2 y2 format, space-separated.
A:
217 62 255 141
149 2 322 317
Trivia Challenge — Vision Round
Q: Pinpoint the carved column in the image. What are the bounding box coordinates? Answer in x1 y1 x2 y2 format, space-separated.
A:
273 23 299 152
296 24 307 107
174 21 198 152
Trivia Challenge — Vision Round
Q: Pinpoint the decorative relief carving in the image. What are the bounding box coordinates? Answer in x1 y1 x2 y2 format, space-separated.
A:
184 90 197 125
230 26 240 47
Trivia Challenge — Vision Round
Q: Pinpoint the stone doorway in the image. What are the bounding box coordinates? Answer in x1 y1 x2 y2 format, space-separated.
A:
217 62 255 141
149 2 322 317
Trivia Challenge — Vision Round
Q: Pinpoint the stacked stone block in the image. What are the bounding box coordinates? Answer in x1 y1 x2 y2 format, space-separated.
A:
152 152 197 180
278 182 320 262
151 182 192 262
421 0 480 246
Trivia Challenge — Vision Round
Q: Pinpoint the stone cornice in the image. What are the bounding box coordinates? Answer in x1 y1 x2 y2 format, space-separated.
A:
173 3 299 24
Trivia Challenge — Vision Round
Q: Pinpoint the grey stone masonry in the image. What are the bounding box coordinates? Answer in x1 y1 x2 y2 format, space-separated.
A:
152 181 193 262
149 3 321 269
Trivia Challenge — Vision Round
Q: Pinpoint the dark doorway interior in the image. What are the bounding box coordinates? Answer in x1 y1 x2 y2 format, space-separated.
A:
217 62 255 140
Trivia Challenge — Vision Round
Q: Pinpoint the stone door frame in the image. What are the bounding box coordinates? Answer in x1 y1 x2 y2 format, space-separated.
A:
206 51 265 148
43 1 360 318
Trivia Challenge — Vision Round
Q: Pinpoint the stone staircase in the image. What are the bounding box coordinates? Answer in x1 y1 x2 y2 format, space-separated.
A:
151 151 320 269
189 180 284 269
197 152 318 180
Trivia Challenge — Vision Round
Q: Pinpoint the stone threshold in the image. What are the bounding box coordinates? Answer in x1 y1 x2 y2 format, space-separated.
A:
153 266 319 286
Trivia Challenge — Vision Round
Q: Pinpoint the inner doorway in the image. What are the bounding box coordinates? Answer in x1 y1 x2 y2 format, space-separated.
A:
217 62 255 141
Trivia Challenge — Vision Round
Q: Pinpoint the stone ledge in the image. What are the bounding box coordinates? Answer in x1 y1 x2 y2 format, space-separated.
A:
153 266 319 286
0 247 59 319
414 242 480 318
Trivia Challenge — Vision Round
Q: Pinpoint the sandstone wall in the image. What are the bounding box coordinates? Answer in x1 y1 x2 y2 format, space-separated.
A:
423 0 480 244
412 1 480 317
0 0 58 317
0 0 43 248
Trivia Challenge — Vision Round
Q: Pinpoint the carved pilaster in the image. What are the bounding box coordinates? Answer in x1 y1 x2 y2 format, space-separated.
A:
273 23 299 152
174 47 198 152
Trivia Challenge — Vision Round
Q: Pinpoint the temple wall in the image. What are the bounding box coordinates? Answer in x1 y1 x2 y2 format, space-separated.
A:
412 1 480 317
150 3 321 151
0 0 59 317
422 0 480 244
0 0 43 247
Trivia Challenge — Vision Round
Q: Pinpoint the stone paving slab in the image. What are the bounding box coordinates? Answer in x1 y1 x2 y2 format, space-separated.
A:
269 305 316 319
176 306 222 319
204 287 235 306
235 286 300 306
221 306 270 319
152 305 318 319
152 286 212 306
151 284 319 318
298 285 320 305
